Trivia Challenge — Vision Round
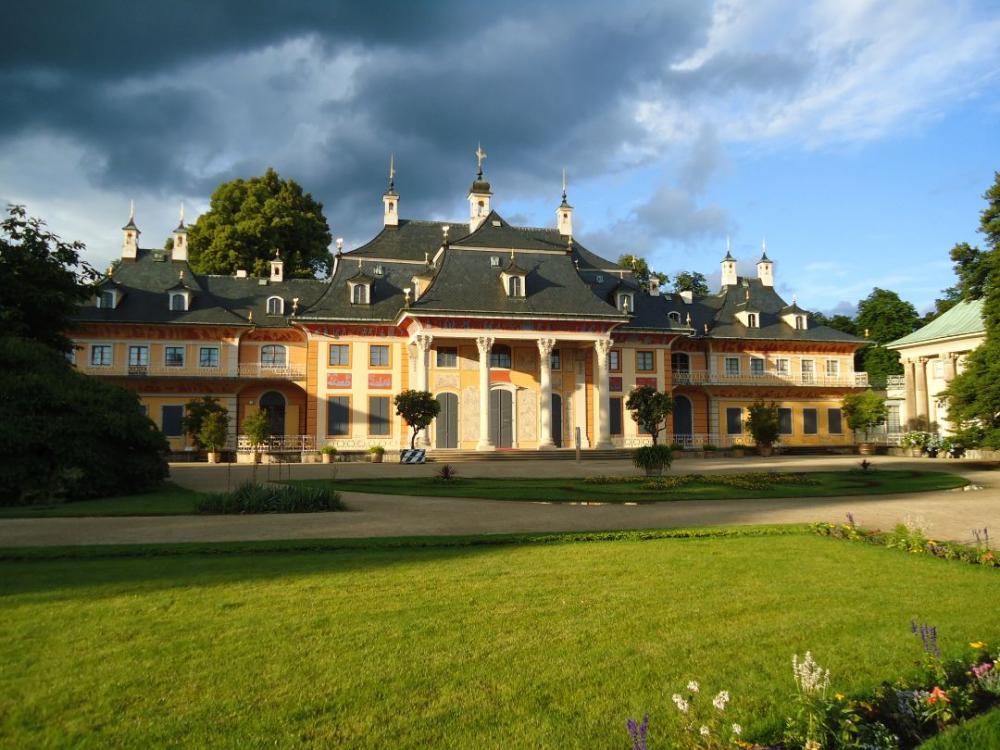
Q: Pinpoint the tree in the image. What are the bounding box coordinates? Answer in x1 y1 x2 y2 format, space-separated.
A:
745 401 781 455
0 205 98 353
618 254 668 289
949 242 990 301
625 386 673 445
394 390 441 450
854 288 920 344
860 345 903 388
188 168 333 278
242 410 270 452
181 396 228 449
0 337 168 504
672 271 710 296
199 411 229 454
841 390 888 442
945 171 1000 446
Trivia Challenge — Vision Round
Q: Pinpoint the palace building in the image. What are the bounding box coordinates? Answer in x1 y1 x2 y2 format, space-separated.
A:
71 153 869 455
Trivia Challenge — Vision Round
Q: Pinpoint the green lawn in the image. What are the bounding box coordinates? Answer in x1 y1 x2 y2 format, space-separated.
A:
315 469 967 503
1 532 998 748
0 482 201 518
919 708 1000 748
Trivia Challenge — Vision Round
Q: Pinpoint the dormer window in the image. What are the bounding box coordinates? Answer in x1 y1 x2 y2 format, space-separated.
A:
266 296 284 315
169 292 189 311
352 285 368 304
747 313 758 328
596 274 604 283
490 256 501 267
616 292 633 313
796 315 806 330
508 276 522 297
97 290 117 309
667 311 681 323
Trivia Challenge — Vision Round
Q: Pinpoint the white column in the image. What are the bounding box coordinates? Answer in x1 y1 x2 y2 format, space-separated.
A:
413 334 433 447
594 338 613 449
476 336 495 451
536 338 557 449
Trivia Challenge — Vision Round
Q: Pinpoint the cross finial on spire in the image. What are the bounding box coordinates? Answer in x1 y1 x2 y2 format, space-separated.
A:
562 168 567 199
726 235 731 254
475 142 487 176
129 199 135 222
388 153 395 190
179 202 185 224
762 237 766 253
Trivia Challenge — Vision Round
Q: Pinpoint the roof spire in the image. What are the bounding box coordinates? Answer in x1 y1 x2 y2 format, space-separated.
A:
760 236 769 261
388 153 396 193
129 199 135 222
475 142 487 178
723 235 734 261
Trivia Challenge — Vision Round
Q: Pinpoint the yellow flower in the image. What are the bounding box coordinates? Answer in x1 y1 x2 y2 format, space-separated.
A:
835 693 845 701
971 641 986 649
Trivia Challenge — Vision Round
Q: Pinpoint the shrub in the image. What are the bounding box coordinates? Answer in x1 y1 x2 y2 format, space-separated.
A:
625 386 673 445
197 482 344 514
436 464 458 481
842 390 888 441
669 441 685 451
320 445 338 456
744 400 780 453
702 444 718 451
632 444 673 476
369 446 385 456
242 410 270 451
182 396 228 449
0 337 169 505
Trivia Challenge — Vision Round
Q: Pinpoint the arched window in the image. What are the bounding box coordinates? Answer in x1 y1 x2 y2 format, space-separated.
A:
260 344 287 368
490 344 512 369
508 276 522 297
617 293 633 313
667 311 681 323
266 296 284 315
747 313 758 328
169 293 186 311
352 284 368 304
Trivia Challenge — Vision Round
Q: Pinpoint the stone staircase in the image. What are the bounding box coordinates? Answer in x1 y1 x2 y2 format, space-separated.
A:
425 448 632 462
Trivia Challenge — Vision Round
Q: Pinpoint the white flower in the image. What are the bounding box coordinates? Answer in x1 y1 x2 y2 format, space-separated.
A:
793 652 831 696
672 694 689 713
700 726 710 737
713 690 730 710
731 723 743 735
687 680 700 693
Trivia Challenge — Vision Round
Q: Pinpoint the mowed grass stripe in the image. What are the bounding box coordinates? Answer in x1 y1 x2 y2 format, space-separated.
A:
1 534 998 748
314 469 967 503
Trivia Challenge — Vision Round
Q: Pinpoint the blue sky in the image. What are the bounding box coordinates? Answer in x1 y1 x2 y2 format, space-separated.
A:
1 0 998 314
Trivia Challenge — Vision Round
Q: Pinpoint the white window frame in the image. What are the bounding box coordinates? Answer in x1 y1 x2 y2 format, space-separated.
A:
747 313 758 328
98 290 116 309
825 359 840 378
724 357 740 377
260 344 288 368
90 344 113 367
199 346 220 369
774 358 790 377
164 345 186 368
266 296 284 315
128 345 149 367
801 359 816 383
750 357 765 377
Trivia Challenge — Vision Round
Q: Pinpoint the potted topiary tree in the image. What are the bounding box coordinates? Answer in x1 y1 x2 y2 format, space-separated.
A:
321 445 338 464
369 445 385 463
181 396 228 457
242 410 270 464
625 385 674 475
841 390 888 455
393 390 441 460
199 411 229 464
745 400 781 457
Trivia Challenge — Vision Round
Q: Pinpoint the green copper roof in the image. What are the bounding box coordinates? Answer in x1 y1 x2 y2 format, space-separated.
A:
888 299 985 348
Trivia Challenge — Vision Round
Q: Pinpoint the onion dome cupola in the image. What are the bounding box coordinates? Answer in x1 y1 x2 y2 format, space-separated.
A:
468 143 493 232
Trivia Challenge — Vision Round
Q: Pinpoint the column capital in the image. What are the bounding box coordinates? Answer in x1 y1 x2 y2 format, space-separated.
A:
414 333 434 353
594 337 613 362
475 335 495 356
536 337 557 357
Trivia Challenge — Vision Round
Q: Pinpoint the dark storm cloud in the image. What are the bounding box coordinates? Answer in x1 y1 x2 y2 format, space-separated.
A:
0 1 812 247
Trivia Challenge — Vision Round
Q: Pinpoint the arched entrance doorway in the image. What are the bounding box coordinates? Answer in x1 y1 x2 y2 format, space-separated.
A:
551 393 563 447
435 392 458 448
673 394 693 444
259 391 286 437
489 388 514 448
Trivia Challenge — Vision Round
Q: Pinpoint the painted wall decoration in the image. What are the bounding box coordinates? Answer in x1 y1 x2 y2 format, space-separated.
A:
609 376 623 392
327 372 352 389
635 377 658 388
368 373 392 389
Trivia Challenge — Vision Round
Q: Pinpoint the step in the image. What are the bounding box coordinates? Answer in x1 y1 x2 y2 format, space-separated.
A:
425 448 633 462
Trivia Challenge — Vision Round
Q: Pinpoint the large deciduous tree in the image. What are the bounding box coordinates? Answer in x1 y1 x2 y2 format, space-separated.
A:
672 271 710 296
187 168 333 278
618 254 668 290
0 205 97 353
853 287 920 384
945 171 1000 447
625 386 673 445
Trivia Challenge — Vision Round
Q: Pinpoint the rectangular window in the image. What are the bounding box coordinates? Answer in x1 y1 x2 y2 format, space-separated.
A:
726 407 743 435
826 359 840 378
161 405 184 437
368 396 390 435
828 408 843 434
164 346 185 367
779 407 793 435
327 396 350 436
803 408 818 435
610 397 623 435
750 357 765 376
636 351 654 371
199 347 220 368
329 344 350 367
887 404 901 433
609 350 621 372
550 349 561 371
801 360 816 383
932 360 944 378
724 357 740 376
436 347 458 368
99 290 115 308
369 345 389 368
90 345 113 366
128 345 148 366
775 358 790 377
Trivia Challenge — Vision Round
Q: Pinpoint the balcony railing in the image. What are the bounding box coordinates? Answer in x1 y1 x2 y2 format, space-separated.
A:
77 362 305 379
237 435 313 452
670 370 868 388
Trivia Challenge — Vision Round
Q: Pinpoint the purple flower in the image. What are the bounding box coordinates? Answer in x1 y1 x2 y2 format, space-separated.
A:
626 714 649 750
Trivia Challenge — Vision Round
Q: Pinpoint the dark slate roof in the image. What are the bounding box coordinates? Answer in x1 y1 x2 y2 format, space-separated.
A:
345 219 452 262
201 275 328 328
411 248 626 319
298 257 416 322
580 270 698 332
346 269 374 284
451 211 574 253
704 277 864 342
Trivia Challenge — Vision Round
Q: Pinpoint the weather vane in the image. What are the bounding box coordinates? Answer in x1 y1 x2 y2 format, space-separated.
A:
475 143 487 173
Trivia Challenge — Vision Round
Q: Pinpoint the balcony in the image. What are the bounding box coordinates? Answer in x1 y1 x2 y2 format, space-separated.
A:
237 363 306 380
76 362 305 380
671 370 869 388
